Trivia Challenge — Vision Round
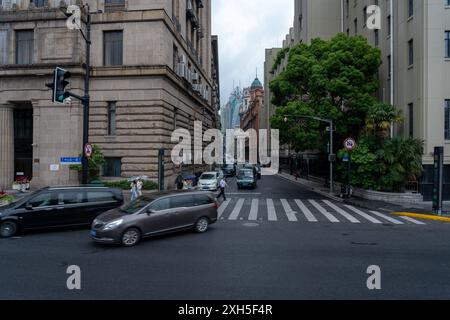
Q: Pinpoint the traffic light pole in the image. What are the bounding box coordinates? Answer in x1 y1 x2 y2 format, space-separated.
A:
81 10 91 185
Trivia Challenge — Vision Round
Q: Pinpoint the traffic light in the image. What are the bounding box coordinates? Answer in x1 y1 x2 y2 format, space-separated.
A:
46 67 71 103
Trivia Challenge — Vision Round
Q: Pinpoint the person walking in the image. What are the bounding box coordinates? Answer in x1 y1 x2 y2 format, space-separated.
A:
218 177 228 201
136 178 143 197
130 180 139 201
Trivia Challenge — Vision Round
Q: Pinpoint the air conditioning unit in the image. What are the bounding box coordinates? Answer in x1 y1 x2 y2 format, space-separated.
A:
193 84 202 94
191 71 199 82
187 68 193 83
177 63 187 79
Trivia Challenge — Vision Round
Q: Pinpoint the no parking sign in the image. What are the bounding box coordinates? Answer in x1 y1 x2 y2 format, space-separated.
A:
344 138 357 151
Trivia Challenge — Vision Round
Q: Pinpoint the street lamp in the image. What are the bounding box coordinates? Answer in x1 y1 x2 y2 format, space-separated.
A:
284 115 336 194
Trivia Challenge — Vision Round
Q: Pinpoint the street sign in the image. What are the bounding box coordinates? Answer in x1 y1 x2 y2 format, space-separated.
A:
84 144 93 158
342 154 350 162
61 157 82 165
344 138 357 151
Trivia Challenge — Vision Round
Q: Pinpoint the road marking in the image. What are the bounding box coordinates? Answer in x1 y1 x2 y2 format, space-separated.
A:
370 211 404 225
344 205 383 224
323 200 360 223
227 193 262 195
281 199 298 222
229 198 245 221
267 199 278 221
399 216 427 225
249 199 259 221
309 200 339 223
294 200 318 222
218 200 231 218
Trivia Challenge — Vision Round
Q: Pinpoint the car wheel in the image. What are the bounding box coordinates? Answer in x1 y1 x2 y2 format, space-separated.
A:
121 228 141 247
195 217 210 233
0 221 18 238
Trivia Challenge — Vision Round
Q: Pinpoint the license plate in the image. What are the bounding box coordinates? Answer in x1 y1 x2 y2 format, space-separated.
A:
90 230 96 237
203 187 209 190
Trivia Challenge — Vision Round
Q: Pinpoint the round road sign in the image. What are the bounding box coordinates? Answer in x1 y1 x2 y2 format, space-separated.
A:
344 138 357 151
84 143 93 158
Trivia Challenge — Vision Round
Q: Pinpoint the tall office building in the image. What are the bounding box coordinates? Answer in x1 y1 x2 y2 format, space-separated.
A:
0 0 219 189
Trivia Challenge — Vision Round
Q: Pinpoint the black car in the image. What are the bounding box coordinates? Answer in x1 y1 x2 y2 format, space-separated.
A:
222 164 236 177
0 186 123 238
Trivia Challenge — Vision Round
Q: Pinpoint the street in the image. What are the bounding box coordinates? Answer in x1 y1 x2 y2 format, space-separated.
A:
1 174 450 300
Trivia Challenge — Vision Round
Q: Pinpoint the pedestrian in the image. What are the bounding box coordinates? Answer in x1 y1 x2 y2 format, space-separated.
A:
218 177 228 201
175 174 184 190
137 178 143 197
130 180 139 201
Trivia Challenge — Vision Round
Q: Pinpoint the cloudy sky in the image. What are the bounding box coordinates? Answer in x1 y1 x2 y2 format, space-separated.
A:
212 0 294 106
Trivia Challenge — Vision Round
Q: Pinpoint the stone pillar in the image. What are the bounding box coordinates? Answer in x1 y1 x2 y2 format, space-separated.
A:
0 104 14 190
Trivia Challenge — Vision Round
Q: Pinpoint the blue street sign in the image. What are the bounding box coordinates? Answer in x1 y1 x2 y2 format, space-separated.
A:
60 157 82 165
342 154 350 162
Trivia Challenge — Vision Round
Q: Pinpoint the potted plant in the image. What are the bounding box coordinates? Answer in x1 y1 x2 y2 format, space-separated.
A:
0 191 15 206
12 176 30 192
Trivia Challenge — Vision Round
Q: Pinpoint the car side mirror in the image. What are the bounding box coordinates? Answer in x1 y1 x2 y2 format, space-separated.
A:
147 209 155 215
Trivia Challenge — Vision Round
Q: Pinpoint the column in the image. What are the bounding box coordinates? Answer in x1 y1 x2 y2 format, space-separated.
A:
0 104 14 190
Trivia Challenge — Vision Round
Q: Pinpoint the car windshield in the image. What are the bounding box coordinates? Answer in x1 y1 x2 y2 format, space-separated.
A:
200 174 216 180
238 170 254 179
120 197 153 214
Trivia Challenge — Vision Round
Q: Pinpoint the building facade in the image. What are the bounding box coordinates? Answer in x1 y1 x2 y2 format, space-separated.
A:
0 0 219 190
264 0 450 199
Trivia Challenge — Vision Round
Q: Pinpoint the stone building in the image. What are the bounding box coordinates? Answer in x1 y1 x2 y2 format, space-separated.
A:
264 0 450 199
0 0 220 190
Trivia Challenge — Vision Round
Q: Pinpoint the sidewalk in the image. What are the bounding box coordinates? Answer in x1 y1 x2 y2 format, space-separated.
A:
277 172 450 216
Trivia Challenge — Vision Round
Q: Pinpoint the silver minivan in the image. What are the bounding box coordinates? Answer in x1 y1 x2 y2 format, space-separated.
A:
90 191 219 247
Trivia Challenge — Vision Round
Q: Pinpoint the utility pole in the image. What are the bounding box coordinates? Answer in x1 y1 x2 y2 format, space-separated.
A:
81 9 91 185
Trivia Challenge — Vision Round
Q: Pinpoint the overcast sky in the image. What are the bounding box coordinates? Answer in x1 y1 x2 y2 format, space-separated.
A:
212 0 294 106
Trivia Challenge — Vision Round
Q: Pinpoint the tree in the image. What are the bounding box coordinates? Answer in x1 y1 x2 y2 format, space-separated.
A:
270 33 383 150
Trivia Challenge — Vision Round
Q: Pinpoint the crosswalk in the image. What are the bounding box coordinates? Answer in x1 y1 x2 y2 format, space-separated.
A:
218 198 428 226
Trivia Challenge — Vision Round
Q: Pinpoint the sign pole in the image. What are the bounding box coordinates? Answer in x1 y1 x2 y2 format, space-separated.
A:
433 146 444 215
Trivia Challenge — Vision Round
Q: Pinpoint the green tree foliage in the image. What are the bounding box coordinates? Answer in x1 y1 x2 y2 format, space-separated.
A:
270 34 382 147
270 33 424 192
69 145 106 182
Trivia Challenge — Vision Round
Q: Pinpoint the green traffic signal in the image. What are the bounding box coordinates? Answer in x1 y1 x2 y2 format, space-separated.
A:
47 67 71 103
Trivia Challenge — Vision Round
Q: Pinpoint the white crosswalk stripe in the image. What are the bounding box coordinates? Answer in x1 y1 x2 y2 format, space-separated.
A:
323 200 360 223
344 205 383 224
218 198 428 226
309 200 340 223
267 199 278 221
281 199 298 222
399 216 427 225
294 199 318 222
218 199 231 218
229 198 245 221
249 199 259 221
370 211 404 225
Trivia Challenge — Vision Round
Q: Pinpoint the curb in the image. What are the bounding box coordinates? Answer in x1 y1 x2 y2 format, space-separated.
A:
277 174 343 202
393 212 450 223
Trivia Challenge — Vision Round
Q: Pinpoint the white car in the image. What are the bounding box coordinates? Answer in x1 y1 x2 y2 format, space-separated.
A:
198 172 221 191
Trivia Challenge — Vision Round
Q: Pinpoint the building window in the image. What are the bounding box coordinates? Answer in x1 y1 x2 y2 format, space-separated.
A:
375 29 379 47
408 39 414 66
103 158 122 177
408 103 414 138
107 102 117 136
408 0 414 18
387 55 392 79
387 15 391 36
445 100 450 140
363 7 367 27
32 0 45 7
354 18 358 35
445 31 450 58
346 0 349 17
104 0 125 12
103 31 123 66
15 30 34 65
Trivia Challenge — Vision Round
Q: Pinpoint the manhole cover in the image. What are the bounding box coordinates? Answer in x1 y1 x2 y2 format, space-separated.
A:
243 222 260 227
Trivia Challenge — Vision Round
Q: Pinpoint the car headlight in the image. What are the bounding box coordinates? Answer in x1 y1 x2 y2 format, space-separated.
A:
103 219 124 231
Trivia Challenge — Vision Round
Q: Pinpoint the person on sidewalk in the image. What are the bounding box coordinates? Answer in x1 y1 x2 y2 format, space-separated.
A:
136 178 143 197
130 180 139 201
218 177 228 201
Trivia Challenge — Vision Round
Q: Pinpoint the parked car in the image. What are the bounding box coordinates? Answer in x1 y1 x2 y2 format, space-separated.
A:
198 172 221 191
0 186 123 238
236 169 258 189
91 191 219 247
222 164 236 177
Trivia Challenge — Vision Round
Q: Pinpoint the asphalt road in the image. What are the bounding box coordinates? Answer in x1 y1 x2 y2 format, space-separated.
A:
1 175 450 300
